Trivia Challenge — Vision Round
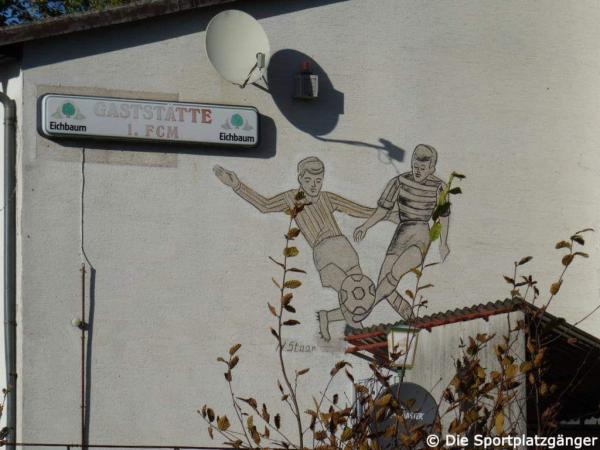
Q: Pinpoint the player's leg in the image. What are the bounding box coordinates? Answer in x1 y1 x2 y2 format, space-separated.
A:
374 254 400 306
375 246 423 318
315 237 366 340
317 308 344 342
387 246 423 317
316 262 357 341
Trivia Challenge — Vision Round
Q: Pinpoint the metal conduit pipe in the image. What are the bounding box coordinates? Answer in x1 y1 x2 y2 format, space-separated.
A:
0 91 17 450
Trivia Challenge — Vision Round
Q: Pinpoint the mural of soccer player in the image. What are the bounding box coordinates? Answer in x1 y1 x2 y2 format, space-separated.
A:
353 144 451 319
213 158 396 341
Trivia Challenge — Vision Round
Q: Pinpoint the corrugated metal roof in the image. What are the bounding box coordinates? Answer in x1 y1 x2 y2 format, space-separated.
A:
345 298 523 340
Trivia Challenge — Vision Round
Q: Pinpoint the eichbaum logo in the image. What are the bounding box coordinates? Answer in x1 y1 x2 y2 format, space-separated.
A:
52 102 86 120
221 113 253 131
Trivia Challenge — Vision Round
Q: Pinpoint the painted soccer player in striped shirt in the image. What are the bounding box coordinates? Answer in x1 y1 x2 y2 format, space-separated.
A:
214 157 394 340
354 144 451 318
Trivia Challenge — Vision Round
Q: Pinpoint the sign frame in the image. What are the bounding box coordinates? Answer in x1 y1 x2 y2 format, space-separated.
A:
38 93 260 148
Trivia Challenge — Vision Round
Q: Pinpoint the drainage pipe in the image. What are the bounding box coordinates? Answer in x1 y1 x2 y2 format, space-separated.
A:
0 91 17 450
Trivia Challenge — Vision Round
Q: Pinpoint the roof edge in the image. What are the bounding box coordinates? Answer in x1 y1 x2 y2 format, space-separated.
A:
0 0 238 49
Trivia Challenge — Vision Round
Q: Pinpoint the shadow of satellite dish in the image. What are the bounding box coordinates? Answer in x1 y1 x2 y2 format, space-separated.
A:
267 49 343 137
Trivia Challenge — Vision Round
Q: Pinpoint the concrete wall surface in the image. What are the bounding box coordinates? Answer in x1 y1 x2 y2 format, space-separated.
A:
13 0 600 445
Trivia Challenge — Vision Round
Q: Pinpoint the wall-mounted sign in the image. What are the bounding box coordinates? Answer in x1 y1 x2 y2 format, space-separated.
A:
39 94 259 147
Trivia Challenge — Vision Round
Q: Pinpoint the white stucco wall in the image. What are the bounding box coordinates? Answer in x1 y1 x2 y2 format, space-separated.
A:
14 0 600 445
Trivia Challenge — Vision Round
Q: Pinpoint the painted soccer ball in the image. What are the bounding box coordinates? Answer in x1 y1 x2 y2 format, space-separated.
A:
339 274 376 326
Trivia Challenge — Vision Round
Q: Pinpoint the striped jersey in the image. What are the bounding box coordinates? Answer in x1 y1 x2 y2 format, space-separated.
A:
234 183 375 247
377 172 448 222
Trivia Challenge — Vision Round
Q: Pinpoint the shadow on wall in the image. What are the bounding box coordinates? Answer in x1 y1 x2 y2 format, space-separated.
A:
266 49 406 167
267 49 343 137
22 0 351 69
0 61 19 93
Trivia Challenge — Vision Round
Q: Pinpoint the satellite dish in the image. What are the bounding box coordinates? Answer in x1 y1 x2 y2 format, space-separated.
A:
205 10 270 88
369 383 439 450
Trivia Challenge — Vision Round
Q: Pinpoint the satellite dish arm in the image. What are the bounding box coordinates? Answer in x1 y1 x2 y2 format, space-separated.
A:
240 52 266 88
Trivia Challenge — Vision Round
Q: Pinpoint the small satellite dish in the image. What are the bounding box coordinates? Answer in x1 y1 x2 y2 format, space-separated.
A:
205 10 270 88
369 383 439 450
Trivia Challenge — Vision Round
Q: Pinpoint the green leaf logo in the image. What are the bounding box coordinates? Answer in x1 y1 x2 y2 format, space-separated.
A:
62 102 76 117
230 114 243 128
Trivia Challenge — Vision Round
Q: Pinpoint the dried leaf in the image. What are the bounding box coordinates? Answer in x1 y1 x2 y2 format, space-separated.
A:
207 408 215 422
287 228 301 239
229 344 242 356
229 356 239 370
274 413 281 429
518 256 533 266
238 397 258 409
550 280 562 295
283 280 302 289
341 427 353 441
281 293 293 305
503 276 515 284
268 303 278 317
283 319 300 326
261 403 270 422
330 360 350 376
555 240 571 250
288 267 307 273
283 247 299 257
562 254 574 266
375 393 392 407
297 368 310 376
217 415 230 431
520 361 533 373
571 235 585 245
494 412 504 434
251 428 260 445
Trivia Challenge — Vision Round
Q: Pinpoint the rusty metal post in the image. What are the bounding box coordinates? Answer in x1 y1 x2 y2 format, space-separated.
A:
80 264 86 450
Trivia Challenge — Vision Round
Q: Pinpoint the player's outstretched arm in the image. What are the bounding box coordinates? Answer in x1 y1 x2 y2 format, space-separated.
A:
353 206 388 242
213 165 287 214
328 192 400 224
213 165 240 189
327 192 374 218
